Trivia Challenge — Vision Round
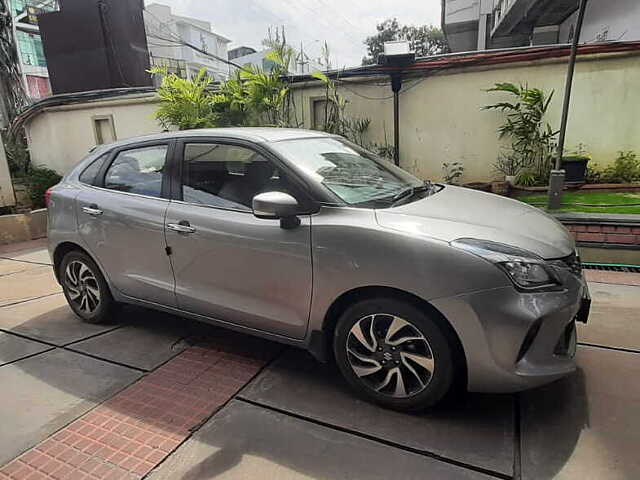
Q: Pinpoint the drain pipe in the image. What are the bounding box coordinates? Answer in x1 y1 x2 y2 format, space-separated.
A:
548 0 589 209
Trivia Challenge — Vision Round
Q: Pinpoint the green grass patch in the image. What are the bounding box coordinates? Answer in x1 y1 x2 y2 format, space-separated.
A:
518 191 640 214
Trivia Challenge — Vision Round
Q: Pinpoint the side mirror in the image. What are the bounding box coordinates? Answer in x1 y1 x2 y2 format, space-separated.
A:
252 191 301 229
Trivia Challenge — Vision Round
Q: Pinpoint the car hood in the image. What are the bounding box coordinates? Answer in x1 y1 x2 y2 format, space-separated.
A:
375 185 574 259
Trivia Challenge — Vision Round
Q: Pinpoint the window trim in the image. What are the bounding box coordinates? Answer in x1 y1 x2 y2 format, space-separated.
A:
95 140 175 200
79 152 109 186
172 137 320 215
92 115 117 145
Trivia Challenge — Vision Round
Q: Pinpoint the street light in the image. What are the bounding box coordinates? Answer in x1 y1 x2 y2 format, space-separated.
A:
378 41 415 166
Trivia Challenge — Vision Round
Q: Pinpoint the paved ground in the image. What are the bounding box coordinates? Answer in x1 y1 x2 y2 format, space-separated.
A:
0 239 637 479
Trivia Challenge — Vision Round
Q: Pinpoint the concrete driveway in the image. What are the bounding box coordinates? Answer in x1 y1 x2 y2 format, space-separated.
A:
0 239 638 479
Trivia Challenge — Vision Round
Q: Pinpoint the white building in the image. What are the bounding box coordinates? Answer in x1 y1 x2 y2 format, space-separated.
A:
442 0 640 52
10 0 56 100
231 49 324 76
144 3 231 81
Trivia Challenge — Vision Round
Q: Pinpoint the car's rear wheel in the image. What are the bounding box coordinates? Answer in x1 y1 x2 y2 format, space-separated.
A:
333 297 457 411
60 251 115 324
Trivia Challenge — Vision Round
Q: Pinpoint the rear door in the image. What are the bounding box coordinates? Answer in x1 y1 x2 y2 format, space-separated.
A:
164 139 313 339
75 141 176 307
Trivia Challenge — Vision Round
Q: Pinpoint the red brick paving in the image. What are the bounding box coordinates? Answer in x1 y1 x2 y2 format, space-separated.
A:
0 336 280 479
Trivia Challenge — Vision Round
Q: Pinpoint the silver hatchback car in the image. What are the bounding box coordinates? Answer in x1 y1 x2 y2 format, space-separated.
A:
47 128 590 411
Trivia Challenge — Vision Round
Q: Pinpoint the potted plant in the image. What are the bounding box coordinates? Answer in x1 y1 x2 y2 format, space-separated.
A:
561 145 590 184
493 152 520 185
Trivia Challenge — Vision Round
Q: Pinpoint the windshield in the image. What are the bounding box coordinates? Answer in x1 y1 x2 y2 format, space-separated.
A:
271 137 425 206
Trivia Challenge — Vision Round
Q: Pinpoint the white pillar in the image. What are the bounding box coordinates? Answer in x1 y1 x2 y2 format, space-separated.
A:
0 139 17 208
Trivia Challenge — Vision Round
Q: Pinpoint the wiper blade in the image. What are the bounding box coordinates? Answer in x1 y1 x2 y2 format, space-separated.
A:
391 181 433 205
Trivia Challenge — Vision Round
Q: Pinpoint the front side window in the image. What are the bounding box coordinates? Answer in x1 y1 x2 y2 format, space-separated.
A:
271 138 424 206
104 145 168 198
182 143 291 211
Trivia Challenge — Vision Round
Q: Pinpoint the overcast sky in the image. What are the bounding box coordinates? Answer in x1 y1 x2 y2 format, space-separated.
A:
145 0 442 68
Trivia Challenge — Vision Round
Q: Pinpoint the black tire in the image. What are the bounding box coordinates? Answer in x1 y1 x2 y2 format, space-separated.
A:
59 250 116 324
333 297 457 412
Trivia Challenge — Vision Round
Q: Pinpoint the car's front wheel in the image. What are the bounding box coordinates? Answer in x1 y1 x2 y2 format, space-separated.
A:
60 251 116 324
333 297 457 411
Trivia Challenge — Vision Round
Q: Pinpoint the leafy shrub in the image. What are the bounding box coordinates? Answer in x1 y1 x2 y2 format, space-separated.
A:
484 83 558 182
442 162 464 184
515 170 537 187
493 152 521 177
585 163 602 184
599 151 640 183
25 166 61 209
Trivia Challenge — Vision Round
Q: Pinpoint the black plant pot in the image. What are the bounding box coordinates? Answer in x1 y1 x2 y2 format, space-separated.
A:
561 156 589 184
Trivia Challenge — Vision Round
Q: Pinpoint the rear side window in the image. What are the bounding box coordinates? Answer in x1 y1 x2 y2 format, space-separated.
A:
79 154 108 185
104 145 168 198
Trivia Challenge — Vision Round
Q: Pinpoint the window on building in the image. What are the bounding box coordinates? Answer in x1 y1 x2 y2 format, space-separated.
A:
312 99 335 130
92 115 116 145
16 30 46 67
181 143 292 210
104 145 168 197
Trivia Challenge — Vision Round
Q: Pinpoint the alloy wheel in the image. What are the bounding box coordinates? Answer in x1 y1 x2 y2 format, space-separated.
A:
346 314 435 398
64 260 101 314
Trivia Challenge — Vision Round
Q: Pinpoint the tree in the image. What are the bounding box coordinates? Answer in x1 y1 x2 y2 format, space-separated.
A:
362 18 449 66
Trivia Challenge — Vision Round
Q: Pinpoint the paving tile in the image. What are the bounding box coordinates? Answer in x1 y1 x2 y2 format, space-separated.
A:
521 345 640 480
584 270 640 286
0 294 119 346
0 343 278 478
0 258 42 277
0 239 47 256
0 266 60 307
0 332 51 366
239 349 514 476
67 313 192 371
0 349 142 466
0 247 52 265
578 282 640 351
148 400 493 480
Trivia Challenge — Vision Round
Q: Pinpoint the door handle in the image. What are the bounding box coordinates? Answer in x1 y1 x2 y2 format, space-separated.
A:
82 205 103 216
167 221 196 234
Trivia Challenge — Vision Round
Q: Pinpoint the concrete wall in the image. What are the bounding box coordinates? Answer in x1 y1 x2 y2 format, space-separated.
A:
0 138 16 208
23 50 640 182
26 94 163 174
291 51 640 183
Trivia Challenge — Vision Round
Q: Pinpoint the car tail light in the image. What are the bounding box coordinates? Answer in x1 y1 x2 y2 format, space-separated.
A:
44 187 53 207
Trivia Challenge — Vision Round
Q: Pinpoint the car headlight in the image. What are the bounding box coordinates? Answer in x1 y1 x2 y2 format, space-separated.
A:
451 238 561 291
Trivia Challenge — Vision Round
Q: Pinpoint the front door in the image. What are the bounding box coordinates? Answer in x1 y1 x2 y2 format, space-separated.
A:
165 140 312 339
76 142 176 307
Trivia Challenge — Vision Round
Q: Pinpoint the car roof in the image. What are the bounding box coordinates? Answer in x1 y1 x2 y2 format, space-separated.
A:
97 128 337 151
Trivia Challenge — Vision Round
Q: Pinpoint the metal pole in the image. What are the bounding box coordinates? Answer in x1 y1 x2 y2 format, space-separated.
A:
391 73 402 166
548 0 588 209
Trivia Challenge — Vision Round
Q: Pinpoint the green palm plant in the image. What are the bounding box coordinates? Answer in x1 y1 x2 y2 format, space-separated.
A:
484 82 558 183
150 67 217 130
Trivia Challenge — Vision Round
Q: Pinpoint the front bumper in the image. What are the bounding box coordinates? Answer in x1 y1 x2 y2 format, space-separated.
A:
432 269 589 393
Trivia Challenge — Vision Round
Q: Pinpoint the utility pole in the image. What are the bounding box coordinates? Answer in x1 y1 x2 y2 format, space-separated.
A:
547 0 589 210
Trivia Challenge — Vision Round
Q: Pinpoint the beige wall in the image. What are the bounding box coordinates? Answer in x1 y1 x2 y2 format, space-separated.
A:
26 94 163 174
292 52 640 182
0 138 16 208
24 51 640 182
